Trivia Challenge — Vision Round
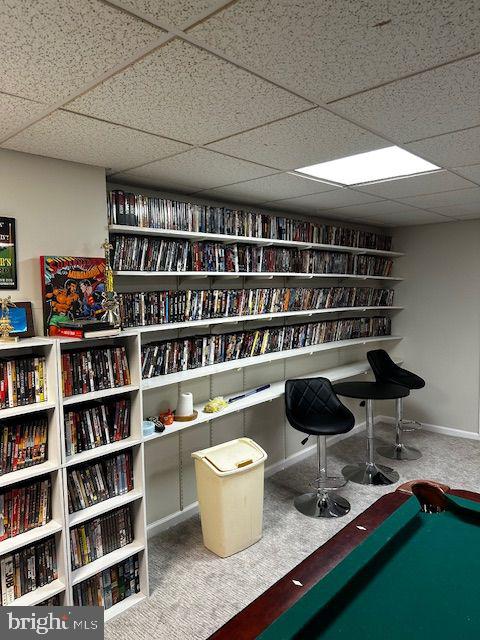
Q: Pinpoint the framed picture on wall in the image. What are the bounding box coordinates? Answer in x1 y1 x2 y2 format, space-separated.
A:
0 217 17 289
9 302 35 338
40 256 106 336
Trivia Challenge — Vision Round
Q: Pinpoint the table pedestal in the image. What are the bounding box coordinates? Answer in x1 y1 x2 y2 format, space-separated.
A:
342 399 400 486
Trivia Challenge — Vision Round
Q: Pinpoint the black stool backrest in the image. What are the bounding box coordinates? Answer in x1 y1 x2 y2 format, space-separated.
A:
285 378 355 436
367 349 426 390
367 349 397 382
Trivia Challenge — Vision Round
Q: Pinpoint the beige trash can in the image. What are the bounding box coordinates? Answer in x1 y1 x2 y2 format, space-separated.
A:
192 437 268 558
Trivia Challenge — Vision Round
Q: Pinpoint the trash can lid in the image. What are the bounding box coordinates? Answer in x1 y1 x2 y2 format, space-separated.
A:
192 437 267 474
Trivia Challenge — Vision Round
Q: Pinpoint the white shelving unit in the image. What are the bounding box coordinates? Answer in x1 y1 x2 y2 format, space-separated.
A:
56 333 149 617
123 306 403 335
141 335 401 390
143 357 404 442
115 270 403 282
0 338 68 607
108 224 404 258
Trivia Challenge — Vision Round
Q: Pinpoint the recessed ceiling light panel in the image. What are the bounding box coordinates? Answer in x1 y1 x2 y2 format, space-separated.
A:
295 146 440 185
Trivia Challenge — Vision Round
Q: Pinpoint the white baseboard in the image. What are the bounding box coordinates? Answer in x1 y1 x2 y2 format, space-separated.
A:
377 415 480 441
147 421 367 539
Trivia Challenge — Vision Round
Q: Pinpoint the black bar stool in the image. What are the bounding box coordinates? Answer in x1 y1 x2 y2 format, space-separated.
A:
367 349 425 460
334 381 409 485
285 378 355 518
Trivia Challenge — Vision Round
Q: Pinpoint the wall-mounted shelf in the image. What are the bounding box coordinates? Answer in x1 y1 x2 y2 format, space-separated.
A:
144 357 403 443
108 224 404 258
114 270 403 282
142 335 402 391
123 306 403 336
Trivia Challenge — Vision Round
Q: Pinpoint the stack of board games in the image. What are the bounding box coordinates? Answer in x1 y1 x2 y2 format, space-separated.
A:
57 319 119 340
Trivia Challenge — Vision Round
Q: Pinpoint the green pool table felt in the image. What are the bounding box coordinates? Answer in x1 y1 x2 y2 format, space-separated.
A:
259 495 480 639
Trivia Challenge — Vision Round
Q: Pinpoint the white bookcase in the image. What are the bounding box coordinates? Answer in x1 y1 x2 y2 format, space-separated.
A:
0 338 68 607
56 333 149 617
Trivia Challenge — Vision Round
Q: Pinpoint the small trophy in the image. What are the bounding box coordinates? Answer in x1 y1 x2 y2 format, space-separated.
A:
100 240 121 328
0 297 19 343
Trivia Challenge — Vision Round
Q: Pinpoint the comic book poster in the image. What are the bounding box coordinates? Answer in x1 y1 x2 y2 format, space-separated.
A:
40 256 106 336
0 217 17 289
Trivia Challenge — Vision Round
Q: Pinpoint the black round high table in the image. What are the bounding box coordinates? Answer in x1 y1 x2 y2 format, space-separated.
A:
333 381 410 486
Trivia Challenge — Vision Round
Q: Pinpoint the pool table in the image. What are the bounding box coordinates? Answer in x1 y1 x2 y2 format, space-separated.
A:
209 481 480 640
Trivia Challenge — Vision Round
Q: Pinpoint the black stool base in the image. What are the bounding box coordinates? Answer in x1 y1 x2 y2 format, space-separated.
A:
294 491 350 518
342 462 399 486
377 443 422 461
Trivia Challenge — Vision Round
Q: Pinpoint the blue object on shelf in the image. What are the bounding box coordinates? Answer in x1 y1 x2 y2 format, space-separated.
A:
143 420 156 437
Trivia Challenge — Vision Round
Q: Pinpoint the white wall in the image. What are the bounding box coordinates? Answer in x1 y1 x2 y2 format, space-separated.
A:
0 148 107 333
390 219 480 435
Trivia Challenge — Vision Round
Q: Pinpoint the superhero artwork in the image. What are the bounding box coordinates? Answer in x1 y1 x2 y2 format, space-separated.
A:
40 256 106 336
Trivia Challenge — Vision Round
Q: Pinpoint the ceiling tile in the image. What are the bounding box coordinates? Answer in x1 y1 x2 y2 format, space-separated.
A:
188 0 480 103
327 200 427 218
363 211 453 226
397 187 480 211
66 39 311 146
452 164 480 185
331 55 480 142
2 111 189 172
356 170 476 199
107 172 197 194
0 0 165 103
0 93 47 141
194 172 337 204
208 108 387 170
108 0 230 29
110 149 275 191
263 189 381 213
424 202 480 219
405 127 480 168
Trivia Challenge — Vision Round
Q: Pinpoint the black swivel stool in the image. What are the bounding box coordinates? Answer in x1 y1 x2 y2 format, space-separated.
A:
333 381 409 486
285 378 355 519
367 349 426 460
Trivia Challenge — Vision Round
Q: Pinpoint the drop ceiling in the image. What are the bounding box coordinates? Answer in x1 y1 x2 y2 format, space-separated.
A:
0 0 479 227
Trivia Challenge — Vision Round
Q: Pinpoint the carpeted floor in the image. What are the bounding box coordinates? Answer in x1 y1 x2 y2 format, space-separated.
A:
105 423 480 640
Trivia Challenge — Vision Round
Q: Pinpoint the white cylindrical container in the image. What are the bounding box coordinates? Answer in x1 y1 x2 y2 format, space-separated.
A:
176 392 194 417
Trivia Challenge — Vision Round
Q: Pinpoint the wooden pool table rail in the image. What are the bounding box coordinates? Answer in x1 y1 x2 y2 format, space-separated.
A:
209 482 480 640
